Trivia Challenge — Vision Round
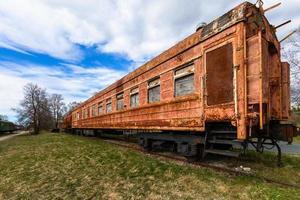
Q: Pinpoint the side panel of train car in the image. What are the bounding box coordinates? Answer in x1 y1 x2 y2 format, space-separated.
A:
64 2 297 159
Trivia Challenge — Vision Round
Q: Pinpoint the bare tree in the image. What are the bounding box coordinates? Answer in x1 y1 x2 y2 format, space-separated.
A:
14 83 52 134
67 101 80 112
282 27 300 106
49 94 66 129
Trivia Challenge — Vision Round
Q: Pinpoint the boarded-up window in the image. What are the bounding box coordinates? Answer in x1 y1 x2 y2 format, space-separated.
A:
148 78 160 103
98 102 103 115
130 87 139 108
174 64 195 97
206 43 233 106
106 98 112 113
116 93 124 110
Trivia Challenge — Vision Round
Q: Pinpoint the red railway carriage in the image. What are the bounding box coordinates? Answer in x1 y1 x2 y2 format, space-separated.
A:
61 112 72 130
64 2 297 163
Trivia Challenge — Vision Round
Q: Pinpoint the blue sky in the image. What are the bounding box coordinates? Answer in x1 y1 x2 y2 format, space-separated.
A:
0 0 299 122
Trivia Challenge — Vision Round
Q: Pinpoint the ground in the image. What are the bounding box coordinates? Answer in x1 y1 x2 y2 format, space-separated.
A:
0 132 299 200
0 131 26 142
294 135 300 143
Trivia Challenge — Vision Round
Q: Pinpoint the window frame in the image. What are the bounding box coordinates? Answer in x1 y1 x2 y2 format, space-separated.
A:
130 87 139 108
174 62 195 97
148 77 161 103
83 108 88 119
116 92 124 111
98 102 103 115
91 104 96 117
106 98 112 113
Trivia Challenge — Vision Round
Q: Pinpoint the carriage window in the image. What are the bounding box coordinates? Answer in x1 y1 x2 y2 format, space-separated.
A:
91 104 96 117
130 87 139 108
106 98 112 113
83 109 88 119
85 109 88 119
174 64 195 97
148 78 160 103
206 43 233 105
116 93 124 110
98 102 103 115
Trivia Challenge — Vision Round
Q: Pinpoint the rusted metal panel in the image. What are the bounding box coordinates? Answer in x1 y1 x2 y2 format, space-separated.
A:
205 105 235 122
206 43 234 106
160 71 174 101
78 95 204 131
246 36 260 104
236 23 247 139
281 62 291 120
201 2 247 40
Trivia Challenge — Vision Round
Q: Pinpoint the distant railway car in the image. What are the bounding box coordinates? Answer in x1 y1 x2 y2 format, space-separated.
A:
0 120 17 133
64 2 297 163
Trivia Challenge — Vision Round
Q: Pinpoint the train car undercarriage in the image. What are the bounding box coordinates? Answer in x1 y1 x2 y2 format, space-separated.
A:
69 121 287 166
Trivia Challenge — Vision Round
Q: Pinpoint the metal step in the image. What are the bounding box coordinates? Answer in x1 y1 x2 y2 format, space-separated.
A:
208 139 240 145
205 149 240 157
210 130 237 134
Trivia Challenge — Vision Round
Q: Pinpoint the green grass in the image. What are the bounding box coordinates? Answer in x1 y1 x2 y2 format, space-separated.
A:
220 151 300 187
0 132 299 199
294 135 300 143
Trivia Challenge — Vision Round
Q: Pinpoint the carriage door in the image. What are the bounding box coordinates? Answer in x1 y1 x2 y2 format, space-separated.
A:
205 43 234 108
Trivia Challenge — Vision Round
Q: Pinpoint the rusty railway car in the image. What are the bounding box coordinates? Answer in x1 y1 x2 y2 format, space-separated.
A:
61 112 72 131
63 2 297 163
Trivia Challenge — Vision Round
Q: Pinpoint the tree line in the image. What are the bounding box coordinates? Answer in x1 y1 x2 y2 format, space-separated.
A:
13 83 79 134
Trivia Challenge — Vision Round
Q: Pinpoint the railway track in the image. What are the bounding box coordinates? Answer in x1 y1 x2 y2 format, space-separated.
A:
90 135 300 190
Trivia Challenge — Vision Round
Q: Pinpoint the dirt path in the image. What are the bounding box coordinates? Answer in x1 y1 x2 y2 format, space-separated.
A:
0 131 27 142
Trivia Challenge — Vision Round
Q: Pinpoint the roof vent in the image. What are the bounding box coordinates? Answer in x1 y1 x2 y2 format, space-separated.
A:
196 22 207 32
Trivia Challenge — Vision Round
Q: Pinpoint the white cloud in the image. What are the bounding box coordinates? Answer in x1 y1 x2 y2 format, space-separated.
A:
0 0 298 62
0 62 126 121
0 72 27 120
